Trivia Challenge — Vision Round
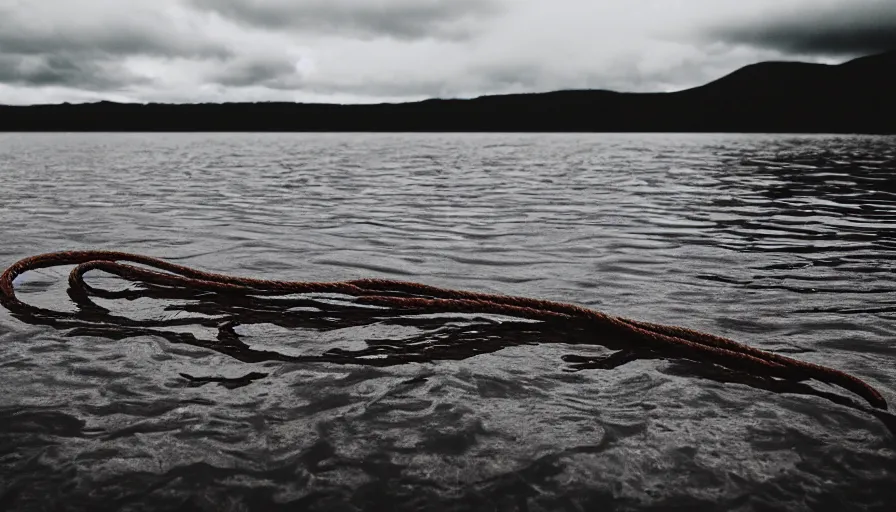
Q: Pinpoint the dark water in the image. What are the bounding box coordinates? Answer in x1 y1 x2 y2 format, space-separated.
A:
1 133 895 511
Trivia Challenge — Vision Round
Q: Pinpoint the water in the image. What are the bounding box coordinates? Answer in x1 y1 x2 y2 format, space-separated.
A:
1 133 895 511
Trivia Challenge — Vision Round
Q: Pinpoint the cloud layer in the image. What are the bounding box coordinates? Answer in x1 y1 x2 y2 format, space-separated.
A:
0 0 893 105
704 0 896 55
187 0 503 41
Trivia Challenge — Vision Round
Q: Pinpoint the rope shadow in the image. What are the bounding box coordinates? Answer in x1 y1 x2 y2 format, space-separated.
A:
5 283 894 436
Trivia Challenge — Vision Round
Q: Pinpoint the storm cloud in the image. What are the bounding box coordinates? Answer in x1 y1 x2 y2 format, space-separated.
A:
187 0 504 41
702 0 896 56
0 54 146 90
0 2 230 59
0 0 231 93
0 0 893 105
209 60 299 89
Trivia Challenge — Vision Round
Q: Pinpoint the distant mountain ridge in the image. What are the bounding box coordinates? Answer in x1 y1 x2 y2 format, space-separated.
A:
2 50 894 133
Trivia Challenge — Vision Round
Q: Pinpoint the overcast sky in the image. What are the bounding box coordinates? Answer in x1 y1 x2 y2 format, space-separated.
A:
1 0 894 105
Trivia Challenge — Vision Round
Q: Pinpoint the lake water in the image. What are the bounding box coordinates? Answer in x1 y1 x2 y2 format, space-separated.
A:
1 133 895 511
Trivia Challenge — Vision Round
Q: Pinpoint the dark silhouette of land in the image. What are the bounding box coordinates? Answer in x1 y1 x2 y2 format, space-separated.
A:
1 50 894 133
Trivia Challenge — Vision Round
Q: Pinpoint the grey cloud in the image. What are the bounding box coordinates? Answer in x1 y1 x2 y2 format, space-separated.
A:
0 2 230 91
704 1 896 56
187 0 503 40
0 54 146 90
208 58 302 89
7 0 873 105
0 8 231 60
0 25 229 60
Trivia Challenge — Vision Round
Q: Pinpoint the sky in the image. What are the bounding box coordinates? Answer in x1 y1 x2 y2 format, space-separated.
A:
0 0 894 105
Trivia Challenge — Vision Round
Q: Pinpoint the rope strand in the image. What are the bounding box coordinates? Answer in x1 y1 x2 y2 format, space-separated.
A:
0 250 887 410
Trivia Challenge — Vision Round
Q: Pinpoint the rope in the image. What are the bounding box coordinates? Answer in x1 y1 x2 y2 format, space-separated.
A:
0 250 887 410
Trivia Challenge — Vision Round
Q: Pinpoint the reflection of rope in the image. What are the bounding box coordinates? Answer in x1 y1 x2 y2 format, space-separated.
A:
0 250 887 410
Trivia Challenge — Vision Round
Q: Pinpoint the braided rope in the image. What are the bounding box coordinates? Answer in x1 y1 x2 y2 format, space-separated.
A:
0 250 887 410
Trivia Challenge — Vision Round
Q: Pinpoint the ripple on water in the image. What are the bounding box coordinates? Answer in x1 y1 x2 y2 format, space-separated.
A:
1 133 895 511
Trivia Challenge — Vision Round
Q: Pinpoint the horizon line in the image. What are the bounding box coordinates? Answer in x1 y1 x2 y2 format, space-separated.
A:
3 48 893 109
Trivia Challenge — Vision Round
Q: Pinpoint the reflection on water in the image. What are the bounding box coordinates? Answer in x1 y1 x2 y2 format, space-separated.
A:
1 133 895 511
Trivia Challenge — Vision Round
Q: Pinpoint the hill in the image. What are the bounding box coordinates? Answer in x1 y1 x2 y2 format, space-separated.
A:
1 50 894 133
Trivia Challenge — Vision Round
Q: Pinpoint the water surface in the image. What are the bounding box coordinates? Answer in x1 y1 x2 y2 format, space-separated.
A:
1 133 895 511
